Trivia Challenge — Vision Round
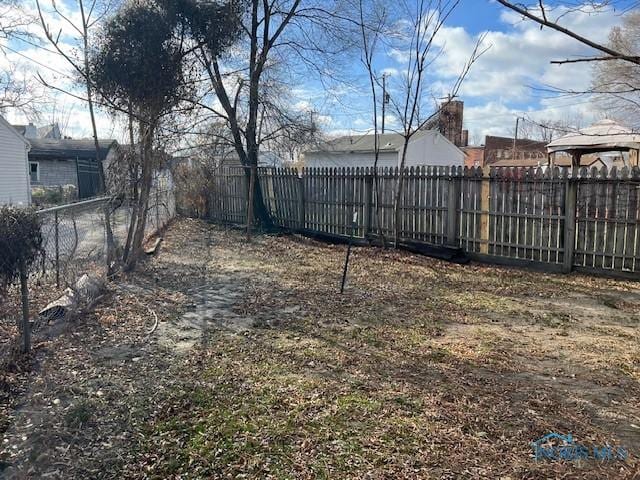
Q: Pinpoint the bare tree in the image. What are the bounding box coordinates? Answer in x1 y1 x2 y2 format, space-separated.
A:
497 1 640 66
386 1 487 247
36 0 118 274
593 11 640 127
170 0 355 234
256 94 321 166
357 0 389 247
0 66 42 115
90 0 216 269
514 115 583 143
0 0 42 114
497 1 640 133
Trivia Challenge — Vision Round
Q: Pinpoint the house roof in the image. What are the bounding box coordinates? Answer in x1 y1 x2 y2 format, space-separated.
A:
37 124 61 139
28 138 117 160
307 130 431 154
0 115 31 148
12 124 27 135
547 119 640 153
485 135 547 152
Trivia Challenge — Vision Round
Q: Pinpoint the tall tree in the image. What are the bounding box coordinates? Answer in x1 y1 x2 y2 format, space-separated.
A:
91 0 199 269
384 1 486 246
169 0 351 229
357 0 389 247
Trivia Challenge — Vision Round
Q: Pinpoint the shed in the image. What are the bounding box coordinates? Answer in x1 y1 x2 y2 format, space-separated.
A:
28 138 117 199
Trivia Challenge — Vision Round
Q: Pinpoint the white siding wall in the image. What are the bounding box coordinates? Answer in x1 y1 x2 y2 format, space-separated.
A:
405 131 464 167
304 151 398 169
0 121 30 206
304 132 464 169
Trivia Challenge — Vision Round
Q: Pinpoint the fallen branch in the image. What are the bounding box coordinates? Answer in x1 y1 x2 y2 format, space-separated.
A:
39 274 105 321
144 237 162 255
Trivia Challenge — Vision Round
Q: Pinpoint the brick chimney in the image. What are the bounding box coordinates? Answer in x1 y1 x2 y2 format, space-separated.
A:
439 100 464 147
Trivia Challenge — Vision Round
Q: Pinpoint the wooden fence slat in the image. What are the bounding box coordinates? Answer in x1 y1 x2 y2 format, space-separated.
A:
198 165 640 275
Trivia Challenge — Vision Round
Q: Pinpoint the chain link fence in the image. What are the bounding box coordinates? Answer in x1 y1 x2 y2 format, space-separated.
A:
0 186 176 365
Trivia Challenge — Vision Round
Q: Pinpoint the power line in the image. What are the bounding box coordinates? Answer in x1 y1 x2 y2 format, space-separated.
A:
0 43 73 79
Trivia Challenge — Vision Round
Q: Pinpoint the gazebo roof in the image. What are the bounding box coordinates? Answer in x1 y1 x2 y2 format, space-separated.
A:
546 119 640 154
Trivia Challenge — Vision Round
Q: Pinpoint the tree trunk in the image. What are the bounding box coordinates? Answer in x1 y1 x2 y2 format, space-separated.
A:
125 122 155 271
79 0 116 276
393 139 410 248
246 165 256 240
122 112 139 264
245 169 272 228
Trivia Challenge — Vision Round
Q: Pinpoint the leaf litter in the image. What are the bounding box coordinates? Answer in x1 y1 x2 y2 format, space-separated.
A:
1 217 639 479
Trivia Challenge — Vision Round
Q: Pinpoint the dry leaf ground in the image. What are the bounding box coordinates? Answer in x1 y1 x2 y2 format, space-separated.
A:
1 217 640 479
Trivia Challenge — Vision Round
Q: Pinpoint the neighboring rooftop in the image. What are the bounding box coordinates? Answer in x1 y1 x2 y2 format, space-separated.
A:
37 123 62 140
485 135 547 152
28 138 117 160
307 130 433 154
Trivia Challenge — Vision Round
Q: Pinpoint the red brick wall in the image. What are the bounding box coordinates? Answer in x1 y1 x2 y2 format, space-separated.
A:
463 147 484 168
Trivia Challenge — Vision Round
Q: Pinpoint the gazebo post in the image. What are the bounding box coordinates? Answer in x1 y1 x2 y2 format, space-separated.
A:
571 150 581 168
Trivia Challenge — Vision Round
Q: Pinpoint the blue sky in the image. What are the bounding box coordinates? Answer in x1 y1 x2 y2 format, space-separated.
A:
308 0 635 143
1 1 635 146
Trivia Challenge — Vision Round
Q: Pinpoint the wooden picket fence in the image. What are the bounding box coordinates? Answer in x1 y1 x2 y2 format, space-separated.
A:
195 165 640 277
205 166 249 224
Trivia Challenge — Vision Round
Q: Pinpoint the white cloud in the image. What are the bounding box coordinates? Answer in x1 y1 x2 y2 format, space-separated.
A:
428 5 620 101
413 2 625 142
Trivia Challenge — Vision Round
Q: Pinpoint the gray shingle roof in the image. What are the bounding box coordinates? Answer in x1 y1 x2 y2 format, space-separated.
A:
28 138 117 160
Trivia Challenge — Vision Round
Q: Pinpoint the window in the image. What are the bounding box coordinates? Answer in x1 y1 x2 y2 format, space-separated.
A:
29 162 39 183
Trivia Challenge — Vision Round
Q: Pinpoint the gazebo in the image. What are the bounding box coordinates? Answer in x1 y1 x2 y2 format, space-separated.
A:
546 119 640 168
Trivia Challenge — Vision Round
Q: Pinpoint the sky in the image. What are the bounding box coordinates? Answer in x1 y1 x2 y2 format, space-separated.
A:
0 0 637 147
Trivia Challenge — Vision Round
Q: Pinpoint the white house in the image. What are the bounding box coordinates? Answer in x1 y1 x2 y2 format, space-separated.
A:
303 130 466 169
0 115 31 206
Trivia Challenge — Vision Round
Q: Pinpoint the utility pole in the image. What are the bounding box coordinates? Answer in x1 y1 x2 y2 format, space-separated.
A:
381 73 389 134
512 116 521 161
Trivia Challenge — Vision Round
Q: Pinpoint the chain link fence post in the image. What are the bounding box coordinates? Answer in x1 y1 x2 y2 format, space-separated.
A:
55 210 60 288
19 256 30 354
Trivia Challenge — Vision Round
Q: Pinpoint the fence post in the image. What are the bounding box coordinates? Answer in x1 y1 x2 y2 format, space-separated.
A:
54 210 60 288
479 166 491 254
155 189 160 231
297 173 305 231
363 172 373 239
563 173 578 273
446 170 459 245
19 257 30 353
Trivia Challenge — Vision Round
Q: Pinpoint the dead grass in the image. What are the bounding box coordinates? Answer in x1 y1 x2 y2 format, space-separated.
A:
135 220 640 479
2 218 640 479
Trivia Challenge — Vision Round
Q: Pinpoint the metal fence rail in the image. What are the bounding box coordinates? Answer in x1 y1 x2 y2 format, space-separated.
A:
0 187 176 362
193 165 640 277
